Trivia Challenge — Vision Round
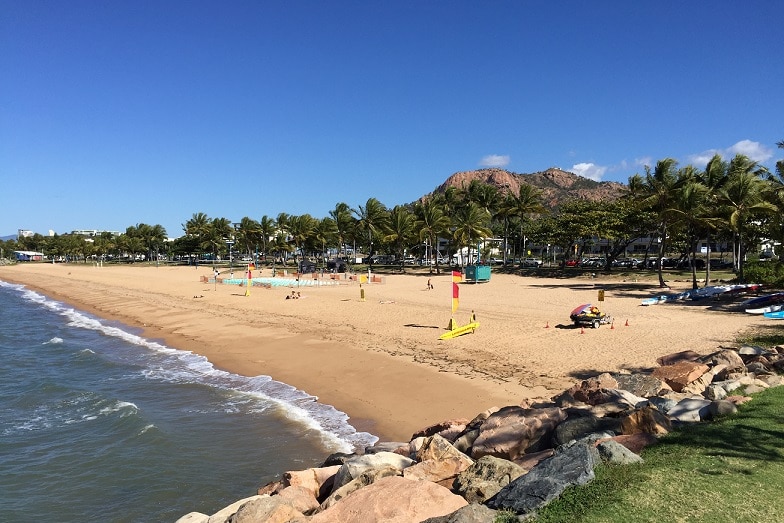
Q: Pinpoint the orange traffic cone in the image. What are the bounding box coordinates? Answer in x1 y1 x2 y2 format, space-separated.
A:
610 321 615 330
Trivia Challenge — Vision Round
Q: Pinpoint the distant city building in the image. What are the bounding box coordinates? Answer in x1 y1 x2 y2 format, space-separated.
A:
70 229 122 237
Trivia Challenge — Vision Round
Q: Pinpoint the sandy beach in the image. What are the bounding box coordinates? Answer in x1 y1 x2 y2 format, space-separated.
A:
0 263 765 442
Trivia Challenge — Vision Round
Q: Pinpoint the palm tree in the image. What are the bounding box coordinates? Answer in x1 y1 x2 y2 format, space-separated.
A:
352 198 389 260
329 202 354 259
183 212 211 262
670 166 713 289
258 215 276 262
628 158 681 287
235 217 261 260
134 223 167 263
287 214 317 267
93 231 116 261
414 198 451 275
718 154 776 281
500 184 547 265
183 212 210 237
276 213 291 237
384 205 416 268
203 217 233 267
270 233 292 267
313 217 338 265
699 154 729 282
451 202 492 267
462 179 500 218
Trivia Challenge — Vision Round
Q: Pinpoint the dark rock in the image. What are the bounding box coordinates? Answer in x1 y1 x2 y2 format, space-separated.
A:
552 413 621 446
321 452 355 467
746 361 771 374
487 442 599 516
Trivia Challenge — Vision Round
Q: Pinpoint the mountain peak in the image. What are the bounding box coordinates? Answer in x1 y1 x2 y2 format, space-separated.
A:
432 167 626 209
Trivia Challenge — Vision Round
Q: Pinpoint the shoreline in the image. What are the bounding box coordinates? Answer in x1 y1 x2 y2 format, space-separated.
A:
0 263 763 443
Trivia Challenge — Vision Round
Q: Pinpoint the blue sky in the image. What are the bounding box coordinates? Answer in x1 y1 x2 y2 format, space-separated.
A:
2 1 782 238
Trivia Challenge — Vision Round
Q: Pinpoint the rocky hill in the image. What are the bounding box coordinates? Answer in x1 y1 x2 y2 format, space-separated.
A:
431 167 627 209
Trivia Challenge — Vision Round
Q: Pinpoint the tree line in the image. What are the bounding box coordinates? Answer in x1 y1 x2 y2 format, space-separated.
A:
5 146 783 288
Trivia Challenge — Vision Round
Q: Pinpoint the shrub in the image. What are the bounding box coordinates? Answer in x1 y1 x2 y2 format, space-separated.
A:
743 261 784 287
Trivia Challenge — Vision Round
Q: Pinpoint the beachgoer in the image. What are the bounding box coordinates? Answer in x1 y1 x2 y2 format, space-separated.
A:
427 278 433 290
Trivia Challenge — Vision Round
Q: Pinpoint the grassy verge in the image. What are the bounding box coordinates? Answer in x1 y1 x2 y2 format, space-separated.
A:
531 366 784 522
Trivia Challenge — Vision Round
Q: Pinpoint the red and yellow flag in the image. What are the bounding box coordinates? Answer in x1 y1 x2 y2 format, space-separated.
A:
452 271 461 313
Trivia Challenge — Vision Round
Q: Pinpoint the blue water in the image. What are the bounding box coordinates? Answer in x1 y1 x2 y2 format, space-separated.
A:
0 281 376 522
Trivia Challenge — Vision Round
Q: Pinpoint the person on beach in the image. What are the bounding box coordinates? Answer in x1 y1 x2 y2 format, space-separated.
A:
427 278 434 290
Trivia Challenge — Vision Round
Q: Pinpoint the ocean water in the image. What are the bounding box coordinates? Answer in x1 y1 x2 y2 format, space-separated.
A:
0 281 376 522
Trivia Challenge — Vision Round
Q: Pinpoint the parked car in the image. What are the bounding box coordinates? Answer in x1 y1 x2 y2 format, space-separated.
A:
676 258 705 270
581 258 605 268
709 259 733 270
612 258 640 269
564 259 580 267
520 258 542 268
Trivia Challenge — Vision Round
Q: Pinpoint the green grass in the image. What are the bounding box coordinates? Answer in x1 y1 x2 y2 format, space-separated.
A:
531 385 784 522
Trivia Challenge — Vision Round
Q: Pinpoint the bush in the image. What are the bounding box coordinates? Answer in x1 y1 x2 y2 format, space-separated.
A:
742 260 784 287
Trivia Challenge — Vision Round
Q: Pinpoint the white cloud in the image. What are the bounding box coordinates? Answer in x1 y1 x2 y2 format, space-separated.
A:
634 157 652 169
479 155 510 168
571 162 607 181
688 140 773 167
727 140 773 162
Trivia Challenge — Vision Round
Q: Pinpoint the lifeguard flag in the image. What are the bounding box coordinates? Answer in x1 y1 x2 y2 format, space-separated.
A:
452 271 461 313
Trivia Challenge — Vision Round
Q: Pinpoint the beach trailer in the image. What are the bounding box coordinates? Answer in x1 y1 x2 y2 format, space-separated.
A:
14 250 44 262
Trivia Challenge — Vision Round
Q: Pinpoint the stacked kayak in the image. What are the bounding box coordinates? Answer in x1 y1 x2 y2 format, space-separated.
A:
743 292 784 314
642 284 761 306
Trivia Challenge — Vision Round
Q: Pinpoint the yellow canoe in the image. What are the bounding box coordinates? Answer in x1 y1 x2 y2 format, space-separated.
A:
438 322 480 340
